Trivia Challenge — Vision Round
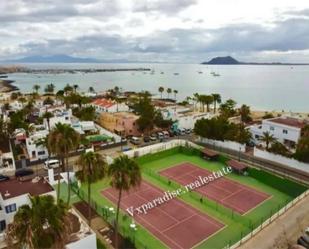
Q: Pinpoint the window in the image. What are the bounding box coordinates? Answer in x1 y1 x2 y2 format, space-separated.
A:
38 151 45 155
255 135 260 139
270 126 275 131
283 129 288 134
0 220 6 232
5 204 16 213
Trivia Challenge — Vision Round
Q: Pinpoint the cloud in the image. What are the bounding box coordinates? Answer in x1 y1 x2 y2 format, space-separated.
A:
132 0 197 14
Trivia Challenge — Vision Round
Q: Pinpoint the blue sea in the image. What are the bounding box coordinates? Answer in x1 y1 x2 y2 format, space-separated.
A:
4 63 309 112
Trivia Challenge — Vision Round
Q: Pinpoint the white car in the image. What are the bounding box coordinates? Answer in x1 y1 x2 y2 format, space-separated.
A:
43 159 61 170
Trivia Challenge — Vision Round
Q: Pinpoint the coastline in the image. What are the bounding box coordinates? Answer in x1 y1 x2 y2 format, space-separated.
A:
0 79 19 93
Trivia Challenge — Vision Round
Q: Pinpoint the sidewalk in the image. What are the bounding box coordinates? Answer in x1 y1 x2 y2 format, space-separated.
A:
239 195 309 249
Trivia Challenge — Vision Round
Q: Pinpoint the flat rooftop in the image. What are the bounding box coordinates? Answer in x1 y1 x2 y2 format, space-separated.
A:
0 178 54 200
268 117 307 129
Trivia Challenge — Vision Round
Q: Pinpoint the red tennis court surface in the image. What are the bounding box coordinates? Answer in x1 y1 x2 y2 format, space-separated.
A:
159 163 271 215
101 181 224 249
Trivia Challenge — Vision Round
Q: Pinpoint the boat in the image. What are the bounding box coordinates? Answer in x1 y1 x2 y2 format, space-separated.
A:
174 73 179 75
160 72 164 74
198 71 203 74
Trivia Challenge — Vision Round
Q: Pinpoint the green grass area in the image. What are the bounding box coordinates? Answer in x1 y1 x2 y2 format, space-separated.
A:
68 146 307 249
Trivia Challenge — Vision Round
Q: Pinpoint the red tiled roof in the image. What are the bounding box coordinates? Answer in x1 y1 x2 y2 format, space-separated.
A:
202 148 219 157
227 159 247 171
269 118 306 129
0 179 54 200
92 98 115 108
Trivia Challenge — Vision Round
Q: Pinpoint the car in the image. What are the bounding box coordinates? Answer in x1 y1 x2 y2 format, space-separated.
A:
185 128 191 134
149 134 157 141
297 236 309 248
130 136 141 145
157 132 164 139
162 131 170 138
168 130 175 137
0 174 9 182
143 136 150 143
178 128 186 135
44 159 61 170
15 168 34 178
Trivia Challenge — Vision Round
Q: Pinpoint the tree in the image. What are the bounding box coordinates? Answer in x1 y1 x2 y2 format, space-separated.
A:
75 152 106 226
73 106 96 121
239 104 252 123
203 95 214 112
6 195 69 249
158 86 164 99
88 86 95 93
167 88 172 99
73 84 79 93
193 93 200 111
294 127 309 163
64 84 73 94
260 131 276 150
44 83 55 94
269 141 290 157
43 96 54 106
42 111 54 131
212 93 221 113
173 90 178 101
108 155 141 249
33 84 40 94
48 123 80 204
219 99 237 118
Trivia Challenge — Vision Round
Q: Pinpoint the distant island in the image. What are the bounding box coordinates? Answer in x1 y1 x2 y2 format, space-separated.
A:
201 56 309 65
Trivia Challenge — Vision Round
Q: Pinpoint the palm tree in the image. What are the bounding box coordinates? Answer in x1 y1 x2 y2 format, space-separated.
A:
48 123 80 204
158 86 164 99
88 86 95 93
64 84 73 94
173 90 178 101
73 84 79 93
6 195 69 249
167 88 172 99
108 155 141 249
193 93 200 111
44 83 55 94
260 131 276 150
75 152 106 226
33 84 40 94
42 111 54 131
204 95 214 112
212 93 221 113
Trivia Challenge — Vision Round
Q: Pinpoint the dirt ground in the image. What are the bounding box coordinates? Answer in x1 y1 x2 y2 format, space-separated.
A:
239 194 309 249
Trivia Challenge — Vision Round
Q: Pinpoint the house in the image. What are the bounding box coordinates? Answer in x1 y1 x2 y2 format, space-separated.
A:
0 139 15 174
0 178 97 249
160 105 214 130
43 109 72 130
25 126 49 161
99 112 140 136
249 116 307 148
91 98 129 113
71 121 97 135
0 178 56 231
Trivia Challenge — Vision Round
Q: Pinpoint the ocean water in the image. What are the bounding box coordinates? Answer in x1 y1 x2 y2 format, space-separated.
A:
5 63 309 112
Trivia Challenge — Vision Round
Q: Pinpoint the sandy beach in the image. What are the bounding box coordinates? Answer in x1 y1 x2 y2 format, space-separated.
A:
0 79 19 93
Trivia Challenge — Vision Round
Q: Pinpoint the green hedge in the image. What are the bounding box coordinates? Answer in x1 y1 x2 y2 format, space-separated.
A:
248 167 307 197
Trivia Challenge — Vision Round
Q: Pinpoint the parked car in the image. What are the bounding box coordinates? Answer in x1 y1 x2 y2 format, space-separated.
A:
43 159 61 170
156 132 164 140
178 128 186 135
162 131 170 138
168 130 175 137
15 168 34 178
150 134 157 141
185 128 192 134
130 136 141 145
297 236 309 248
0 174 9 182
143 136 150 143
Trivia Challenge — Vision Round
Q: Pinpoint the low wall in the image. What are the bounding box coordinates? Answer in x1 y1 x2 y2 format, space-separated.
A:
254 147 309 174
95 124 121 143
197 137 246 153
123 139 202 158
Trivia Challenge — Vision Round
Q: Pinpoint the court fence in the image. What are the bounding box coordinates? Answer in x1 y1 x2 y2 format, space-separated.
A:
228 189 309 249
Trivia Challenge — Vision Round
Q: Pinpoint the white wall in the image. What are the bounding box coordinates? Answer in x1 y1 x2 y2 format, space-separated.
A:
254 147 309 174
95 124 121 143
66 233 97 249
197 137 246 152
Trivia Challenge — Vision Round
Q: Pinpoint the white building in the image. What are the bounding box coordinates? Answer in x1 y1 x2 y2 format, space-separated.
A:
249 117 307 148
71 121 97 135
160 105 214 130
0 178 97 249
26 126 49 161
43 109 72 130
0 141 15 175
91 98 129 113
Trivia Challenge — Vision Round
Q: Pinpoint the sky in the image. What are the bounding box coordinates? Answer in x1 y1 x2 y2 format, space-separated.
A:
1 0 309 63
